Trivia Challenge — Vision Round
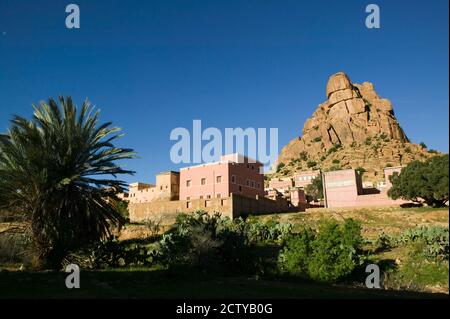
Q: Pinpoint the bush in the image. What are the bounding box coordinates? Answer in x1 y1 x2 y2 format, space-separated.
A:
365 137 372 145
278 219 365 283
276 162 285 172
63 236 158 269
155 212 266 275
299 151 308 161
306 160 317 168
327 144 342 155
388 155 449 207
332 159 340 164
420 142 427 149
397 226 449 259
312 137 322 143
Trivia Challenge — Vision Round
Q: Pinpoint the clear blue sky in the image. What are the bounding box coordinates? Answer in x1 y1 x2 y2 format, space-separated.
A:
0 0 448 184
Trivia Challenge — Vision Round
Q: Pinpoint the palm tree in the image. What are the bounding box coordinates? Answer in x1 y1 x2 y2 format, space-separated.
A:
0 97 134 269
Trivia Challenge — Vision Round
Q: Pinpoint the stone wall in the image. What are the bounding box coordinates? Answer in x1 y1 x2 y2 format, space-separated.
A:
129 193 307 222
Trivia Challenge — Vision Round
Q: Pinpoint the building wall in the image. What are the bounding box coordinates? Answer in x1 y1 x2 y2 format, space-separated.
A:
179 162 230 200
294 170 320 188
290 188 306 207
128 171 180 204
268 178 294 191
228 161 265 198
323 168 408 208
179 154 265 200
129 193 308 223
130 197 233 221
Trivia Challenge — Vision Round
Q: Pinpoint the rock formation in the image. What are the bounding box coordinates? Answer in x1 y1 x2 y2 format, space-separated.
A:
274 72 436 183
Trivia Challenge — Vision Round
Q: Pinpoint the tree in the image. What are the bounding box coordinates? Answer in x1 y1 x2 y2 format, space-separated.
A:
305 175 323 202
388 155 449 207
0 97 134 268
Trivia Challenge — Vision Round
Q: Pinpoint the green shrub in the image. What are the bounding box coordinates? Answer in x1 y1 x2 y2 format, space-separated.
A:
299 151 308 161
397 226 449 259
420 142 427 149
332 159 340 164
365 137 372 146
320 155 326 161
307 160 317 168
276 162 285 172
312 137 322 143
278 219 365 283
156 211 285 275
63 236 158 269
327 144 342 155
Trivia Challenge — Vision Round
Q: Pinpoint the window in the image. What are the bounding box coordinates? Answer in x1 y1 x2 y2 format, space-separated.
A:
199 195 203 199
231 175 236 183
206 194 211 199
251 165 254 170
160 186 163 190
216 175 222 183
186 196 190 201
216 193 221 198
239 186 242 192
246 164 249 168
201 178 206 185
186 201 192 209
257 183 260 189
251 181 255 188
186 180 191 187
246 180 250 186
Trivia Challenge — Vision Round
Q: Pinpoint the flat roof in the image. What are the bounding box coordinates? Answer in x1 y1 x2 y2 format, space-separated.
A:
180 153 263 170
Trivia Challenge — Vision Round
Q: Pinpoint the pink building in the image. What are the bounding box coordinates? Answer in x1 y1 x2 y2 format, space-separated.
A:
294 170 321 188
179 153 265 200
323 167 408 208
268 177 294 192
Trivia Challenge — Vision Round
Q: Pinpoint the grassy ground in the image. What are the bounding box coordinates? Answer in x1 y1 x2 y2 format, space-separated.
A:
253 206 449 294
0 206 448 298
253 206 449 240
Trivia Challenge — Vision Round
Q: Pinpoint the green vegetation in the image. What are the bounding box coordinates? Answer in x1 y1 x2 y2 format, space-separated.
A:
312 137 322 143
374 226 449 291
365 137 372 146
305 175 323 202
379 133 389 141
307 160 317 168
299 151 308 161
0 97 134 269
327 144 342 155
332 159 340 164
420 142 427 149
278 219 366 283
276 162 286 172
388 155 449 207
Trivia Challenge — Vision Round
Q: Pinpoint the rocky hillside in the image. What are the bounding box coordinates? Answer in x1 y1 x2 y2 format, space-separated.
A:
274 72 438 183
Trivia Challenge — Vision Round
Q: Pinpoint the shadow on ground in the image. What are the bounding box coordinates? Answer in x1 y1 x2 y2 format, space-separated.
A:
0 269 447 299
